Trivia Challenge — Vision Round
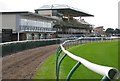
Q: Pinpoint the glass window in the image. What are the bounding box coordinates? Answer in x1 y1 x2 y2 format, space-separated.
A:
20 19 27 26
20 18 53 32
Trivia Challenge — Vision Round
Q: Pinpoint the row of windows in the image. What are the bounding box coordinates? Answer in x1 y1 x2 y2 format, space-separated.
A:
68 29 87 33
20 25 55 32
20 19 52 28
57 28 88 33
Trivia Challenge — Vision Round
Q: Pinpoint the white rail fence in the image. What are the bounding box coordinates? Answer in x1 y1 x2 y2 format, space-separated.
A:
56 37 120 81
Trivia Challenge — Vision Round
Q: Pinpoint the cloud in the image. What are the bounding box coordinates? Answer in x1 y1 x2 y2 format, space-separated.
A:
0 2 7 11
0 0 119 29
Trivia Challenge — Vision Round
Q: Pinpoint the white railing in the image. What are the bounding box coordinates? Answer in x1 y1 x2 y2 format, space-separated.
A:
58 37 120 80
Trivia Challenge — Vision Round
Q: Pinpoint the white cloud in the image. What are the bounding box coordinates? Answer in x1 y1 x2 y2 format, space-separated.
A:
0 2 8 11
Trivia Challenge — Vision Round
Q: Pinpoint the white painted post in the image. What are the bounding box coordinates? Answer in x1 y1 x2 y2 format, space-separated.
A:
18 32 19 41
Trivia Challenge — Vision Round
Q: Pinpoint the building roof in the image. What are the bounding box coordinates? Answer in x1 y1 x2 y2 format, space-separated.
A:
0 11 57 21
0 11 29 14
35 4 94 17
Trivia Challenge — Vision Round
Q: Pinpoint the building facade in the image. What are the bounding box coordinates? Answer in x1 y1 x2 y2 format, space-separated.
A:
35 4 94 37
1 12 56 42
93 26 105 36
0 4 94 42
0 14 2 43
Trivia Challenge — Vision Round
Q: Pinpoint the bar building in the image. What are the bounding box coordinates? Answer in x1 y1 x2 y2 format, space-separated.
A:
0 4 94 42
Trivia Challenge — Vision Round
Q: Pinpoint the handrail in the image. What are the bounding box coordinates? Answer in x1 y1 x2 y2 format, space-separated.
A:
56 37 120 81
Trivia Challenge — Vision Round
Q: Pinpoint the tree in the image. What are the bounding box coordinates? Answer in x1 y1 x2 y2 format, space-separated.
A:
105 28 114 34
114 28 120 34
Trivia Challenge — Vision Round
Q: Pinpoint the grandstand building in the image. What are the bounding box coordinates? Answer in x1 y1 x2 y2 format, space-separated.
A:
35 4 94 37
0 12 56 42
0 4 94 42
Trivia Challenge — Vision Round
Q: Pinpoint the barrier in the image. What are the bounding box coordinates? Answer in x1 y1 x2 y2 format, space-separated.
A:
1 39 60 57
56 37 120 81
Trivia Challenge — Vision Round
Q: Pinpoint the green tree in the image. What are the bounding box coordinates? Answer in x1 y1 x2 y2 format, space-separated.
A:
105 28 114 34
114 28 120 34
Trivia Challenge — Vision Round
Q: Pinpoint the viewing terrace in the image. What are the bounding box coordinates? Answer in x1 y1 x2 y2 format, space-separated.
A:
35 4 94 37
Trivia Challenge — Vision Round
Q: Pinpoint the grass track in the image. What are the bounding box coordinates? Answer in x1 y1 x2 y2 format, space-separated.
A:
33 40 119 80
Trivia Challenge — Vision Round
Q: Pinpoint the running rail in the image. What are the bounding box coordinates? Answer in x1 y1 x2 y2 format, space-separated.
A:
56 38 120 81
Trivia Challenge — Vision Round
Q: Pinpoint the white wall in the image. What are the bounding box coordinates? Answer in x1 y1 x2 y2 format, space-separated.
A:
2 14 16 32
38 10 52 16
0 13 2 79
0 14 2 33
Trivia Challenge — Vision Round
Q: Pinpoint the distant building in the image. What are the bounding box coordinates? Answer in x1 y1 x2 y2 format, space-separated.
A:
35 4 94 37
93 26 105 36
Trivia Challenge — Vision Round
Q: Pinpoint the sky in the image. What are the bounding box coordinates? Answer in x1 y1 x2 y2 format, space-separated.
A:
0 0 119 29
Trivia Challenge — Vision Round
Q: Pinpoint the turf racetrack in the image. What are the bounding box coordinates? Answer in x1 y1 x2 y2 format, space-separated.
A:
33 40 119 80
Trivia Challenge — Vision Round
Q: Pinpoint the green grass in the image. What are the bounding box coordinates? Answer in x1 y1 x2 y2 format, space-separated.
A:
33 40 119 80
33 54 56 79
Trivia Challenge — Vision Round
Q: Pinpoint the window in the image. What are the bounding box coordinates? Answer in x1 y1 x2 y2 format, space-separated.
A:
20 18 53 32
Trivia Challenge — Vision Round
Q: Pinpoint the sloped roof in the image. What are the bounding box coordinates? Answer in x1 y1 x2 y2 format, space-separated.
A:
38 4 70 9
0 11 57 21
35 4 94 17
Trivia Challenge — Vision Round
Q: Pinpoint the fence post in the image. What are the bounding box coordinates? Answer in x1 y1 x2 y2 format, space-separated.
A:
57 54 67 81
67 62 81 81
56 46 62 81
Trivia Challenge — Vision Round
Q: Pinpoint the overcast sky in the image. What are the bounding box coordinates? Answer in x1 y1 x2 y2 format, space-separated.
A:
0 0 119 29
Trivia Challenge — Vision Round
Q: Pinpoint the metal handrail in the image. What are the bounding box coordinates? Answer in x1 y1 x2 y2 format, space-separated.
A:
56 37 120 81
